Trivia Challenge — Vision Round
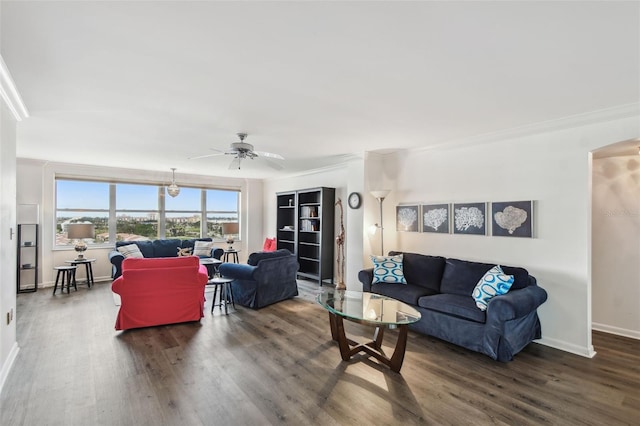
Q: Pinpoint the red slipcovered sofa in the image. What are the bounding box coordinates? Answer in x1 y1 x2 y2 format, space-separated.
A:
112 256 208 330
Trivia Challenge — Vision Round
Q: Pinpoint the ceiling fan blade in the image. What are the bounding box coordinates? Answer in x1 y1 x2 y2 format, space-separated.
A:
228 157 241 170
264 158 285 171
254 150 285 160
188 147 226 160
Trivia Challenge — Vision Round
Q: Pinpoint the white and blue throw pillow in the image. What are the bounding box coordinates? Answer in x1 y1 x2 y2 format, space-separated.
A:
193 240 213 257
117 244 144 259
371 254 407 284
472 265 514 311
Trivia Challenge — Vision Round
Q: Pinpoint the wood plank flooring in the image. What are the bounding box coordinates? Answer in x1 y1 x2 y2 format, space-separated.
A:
1 280 638 425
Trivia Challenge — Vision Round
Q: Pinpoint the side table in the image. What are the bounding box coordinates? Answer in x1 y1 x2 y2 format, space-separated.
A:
223 249 240 263
199 258 223 278
65 258 96 288
206 276 235 315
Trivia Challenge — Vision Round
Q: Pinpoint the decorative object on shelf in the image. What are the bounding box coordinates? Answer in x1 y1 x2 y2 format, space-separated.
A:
422 204 450 233
67 222 95 260
396 205 419 232
491 201 533 237
453 202 487 235
167 167 180 197
222 222 239 250
334 198 346 290
370 190 391 255
348 192 361 209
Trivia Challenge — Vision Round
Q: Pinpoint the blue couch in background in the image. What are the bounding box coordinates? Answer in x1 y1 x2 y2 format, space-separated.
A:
358 251 548 362
219 249 299 309
109 238 222 279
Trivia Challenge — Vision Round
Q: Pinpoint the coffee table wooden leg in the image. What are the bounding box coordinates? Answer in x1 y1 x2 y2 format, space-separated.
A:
329 313 351 361
388 324 409 373
372 326 385 350
329 312 338 341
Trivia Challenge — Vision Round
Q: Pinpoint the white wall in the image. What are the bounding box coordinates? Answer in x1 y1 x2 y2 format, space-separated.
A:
0 96 18 393
15 159 263 286
263 160 366 290
592 155 640 339
390 116 638 357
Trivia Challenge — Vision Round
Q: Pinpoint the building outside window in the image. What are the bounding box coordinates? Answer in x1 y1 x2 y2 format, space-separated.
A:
55 178 240 247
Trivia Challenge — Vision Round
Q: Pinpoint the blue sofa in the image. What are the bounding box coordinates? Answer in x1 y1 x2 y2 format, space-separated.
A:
358 251 548 362
218 249 299 309
109 238 222 279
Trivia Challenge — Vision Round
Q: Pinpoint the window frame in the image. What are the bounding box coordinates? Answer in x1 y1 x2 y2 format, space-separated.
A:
54 177 241 249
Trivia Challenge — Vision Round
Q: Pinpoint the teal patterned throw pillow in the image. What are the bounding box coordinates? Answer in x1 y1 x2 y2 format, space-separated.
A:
371 254 407 284
472 265 514 311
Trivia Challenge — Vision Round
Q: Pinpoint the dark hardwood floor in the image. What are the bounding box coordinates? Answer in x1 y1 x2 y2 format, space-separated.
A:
1 280 638 425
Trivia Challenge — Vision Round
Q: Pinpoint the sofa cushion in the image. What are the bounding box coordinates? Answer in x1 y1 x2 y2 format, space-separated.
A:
472 265 514 311
116 240 154 258
440 258 530 296
371 254 406 284
263 237 277 252
370 284 437 306
153 239 181 257
389 251 445 291
181 238 213 251
117 243 144 259
247 249 291 266
418 293 487 323
193 240 214 257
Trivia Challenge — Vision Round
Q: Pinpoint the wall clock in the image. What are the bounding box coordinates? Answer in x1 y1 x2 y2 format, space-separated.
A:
348 192 361 209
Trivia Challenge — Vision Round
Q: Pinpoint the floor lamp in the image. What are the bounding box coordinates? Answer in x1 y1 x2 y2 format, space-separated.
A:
370 190 390 256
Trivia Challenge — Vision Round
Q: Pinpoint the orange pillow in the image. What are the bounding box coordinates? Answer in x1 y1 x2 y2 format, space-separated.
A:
263 237 277 252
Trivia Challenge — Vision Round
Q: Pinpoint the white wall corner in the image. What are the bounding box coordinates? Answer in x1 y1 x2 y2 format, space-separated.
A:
535 337 596 359
0 342 19 395
0 55 29 121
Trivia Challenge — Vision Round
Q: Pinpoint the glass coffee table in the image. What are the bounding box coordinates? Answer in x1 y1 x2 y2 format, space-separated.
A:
317 290 421 373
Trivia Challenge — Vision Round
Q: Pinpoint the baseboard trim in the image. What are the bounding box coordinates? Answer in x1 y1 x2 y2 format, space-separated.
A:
592 322 640 340
0 342 20 394
535 337 596 358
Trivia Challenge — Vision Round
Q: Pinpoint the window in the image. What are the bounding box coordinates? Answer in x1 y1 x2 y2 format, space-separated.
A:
206 189 240 238
55 178 240 247
56 180 109 245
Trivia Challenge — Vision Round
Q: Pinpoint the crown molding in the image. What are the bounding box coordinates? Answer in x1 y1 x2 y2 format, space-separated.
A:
0 55 29 121
415 103 640 154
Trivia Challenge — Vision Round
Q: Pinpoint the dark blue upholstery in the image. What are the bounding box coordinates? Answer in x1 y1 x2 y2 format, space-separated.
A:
359 251 547 362
109 238 217 279
219 249 299 309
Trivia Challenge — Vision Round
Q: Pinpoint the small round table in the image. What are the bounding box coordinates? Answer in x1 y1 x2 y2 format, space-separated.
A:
199 258 223 278
206 276 235 315
53 266 77 295
222 249 240 263
65 258 96 288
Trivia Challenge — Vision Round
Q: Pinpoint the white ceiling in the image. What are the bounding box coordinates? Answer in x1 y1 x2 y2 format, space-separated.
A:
2 1 639 179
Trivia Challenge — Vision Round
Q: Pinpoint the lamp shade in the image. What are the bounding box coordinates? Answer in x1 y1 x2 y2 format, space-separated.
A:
370 190 391 200
67 223 95 239
222 222 239 236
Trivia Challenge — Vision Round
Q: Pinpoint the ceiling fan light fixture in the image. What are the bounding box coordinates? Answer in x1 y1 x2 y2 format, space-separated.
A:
167 168 180 197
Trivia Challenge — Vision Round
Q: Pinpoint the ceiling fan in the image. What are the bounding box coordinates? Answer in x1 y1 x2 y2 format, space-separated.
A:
189 133 285 170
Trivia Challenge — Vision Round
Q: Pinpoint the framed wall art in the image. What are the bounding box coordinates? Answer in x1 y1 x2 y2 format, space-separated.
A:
396 205 419 232
453 202 486 235
421 204 450 233
491 200 533 238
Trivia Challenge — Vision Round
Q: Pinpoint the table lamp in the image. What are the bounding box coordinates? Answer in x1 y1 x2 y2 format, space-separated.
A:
221 222 239 250
67 223 95 260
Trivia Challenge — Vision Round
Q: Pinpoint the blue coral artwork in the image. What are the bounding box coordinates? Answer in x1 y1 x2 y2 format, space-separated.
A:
491 201 533 238
396 205 419 232
421 203 450 233
453 202 487 235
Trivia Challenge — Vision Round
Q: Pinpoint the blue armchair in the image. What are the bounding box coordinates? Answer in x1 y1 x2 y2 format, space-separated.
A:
218 249 299 309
